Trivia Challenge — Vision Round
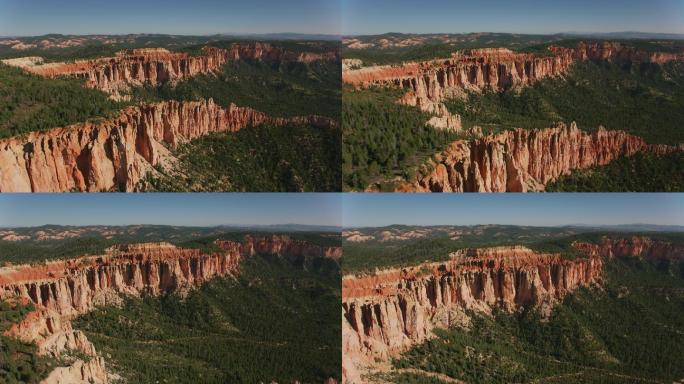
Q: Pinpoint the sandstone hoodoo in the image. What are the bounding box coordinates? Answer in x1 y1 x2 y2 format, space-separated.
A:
0 99 337 193
3 43 340 98
400 123 680 192
341 236 683 383
0 235 341 384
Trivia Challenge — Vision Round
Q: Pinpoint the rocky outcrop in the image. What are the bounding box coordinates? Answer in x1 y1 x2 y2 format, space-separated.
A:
341 246 602 383
341 236 682 383
4 43 340 98
219 234 342 264
0 242 242 384
0 99 337 192
560 41 684 64
0 236 339 384
574 236 684 262
342 42 684 133
398 123 680 192
343 47 574 132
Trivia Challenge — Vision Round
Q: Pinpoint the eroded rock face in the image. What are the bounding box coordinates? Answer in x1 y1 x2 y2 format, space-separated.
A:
0 242 242 384
341 246 602 383
398 123 679 192
343 42 683 101
342 42 684 133
0 99 336 192
219 234 342 264
340 237 682 383
0 236 340 384
574 236 684 262
3 43 340 98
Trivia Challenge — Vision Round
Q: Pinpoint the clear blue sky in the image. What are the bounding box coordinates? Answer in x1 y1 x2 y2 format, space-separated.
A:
0 194 341 227
342 194 684 228
0 0 341 36
342 0 684 35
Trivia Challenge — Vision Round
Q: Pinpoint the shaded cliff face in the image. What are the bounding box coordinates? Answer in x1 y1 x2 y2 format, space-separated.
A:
0 236 338 384
5 43 340 98
574 236 684 262
342 42 684 133
218 234 342 264
340 237 681 383
0 99 336 192
400 123 679 192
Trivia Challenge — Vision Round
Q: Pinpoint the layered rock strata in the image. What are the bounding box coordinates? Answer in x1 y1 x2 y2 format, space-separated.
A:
342 42 684 132
3 43 340 97
0 99 336 192
341 237 682 383
0 242 242 384
0 236 341 384
399 123 680 192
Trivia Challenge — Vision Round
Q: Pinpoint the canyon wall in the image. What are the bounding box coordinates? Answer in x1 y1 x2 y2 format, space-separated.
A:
4 43 340 97
0 235 340 384
342 42 684 132
399 123 679 192
218 234 342 264
341 236 682 383
0 99 336 192
341 246 602 383
0 242 242 384
574 236 684 262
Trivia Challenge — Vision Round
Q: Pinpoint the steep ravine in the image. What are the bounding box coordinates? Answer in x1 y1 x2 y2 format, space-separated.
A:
0 99 336 192
398 123 680 192
341 237 682 383
0 236 342 384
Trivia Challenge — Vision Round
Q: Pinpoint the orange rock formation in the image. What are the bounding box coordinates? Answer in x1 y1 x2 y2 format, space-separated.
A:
0 99 336 192
0 236 341 384
341 237 682 383
5 43 340 98
342 42 684 133
399 123 679 192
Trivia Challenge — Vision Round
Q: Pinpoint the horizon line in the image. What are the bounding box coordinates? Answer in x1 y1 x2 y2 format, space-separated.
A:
343 30 684 37
0 31 342 38
342 223 684 229
0 223 342 229
2 223 680 229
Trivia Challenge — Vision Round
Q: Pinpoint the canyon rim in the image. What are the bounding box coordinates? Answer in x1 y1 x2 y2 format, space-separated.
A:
341 193 684 383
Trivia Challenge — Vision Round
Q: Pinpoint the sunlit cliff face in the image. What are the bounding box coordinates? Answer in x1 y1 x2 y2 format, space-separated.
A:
340 237 683 383
0 236 341 384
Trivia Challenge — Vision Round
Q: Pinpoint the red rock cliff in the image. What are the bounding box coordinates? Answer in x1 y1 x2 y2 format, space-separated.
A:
341 246 602 383
574 236 684 262
0 242 241 384
341 236 682 383
0 236 339 384
400 123 679 192
6 43 340 97
218 234 342 264
343 42 683 102
342 42 684 132
0 99 336 192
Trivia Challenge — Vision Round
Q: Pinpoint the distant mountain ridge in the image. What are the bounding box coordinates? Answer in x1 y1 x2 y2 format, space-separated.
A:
344 223 684 232
0 223 341 232
0 32 341 40
343 31 684 40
